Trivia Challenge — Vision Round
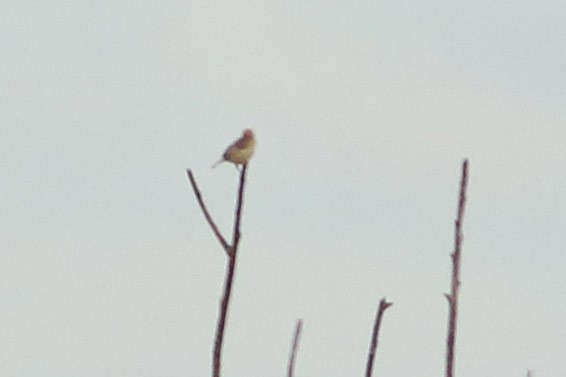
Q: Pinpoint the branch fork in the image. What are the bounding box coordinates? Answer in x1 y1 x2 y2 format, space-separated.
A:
186 164 250 377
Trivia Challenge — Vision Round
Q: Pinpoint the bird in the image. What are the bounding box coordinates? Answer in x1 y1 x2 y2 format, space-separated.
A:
211 129 256 168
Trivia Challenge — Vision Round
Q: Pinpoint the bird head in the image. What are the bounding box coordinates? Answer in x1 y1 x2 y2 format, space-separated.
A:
243 129 254 139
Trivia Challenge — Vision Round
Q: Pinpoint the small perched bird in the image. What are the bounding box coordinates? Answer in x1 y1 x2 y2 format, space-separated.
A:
212 129 256 168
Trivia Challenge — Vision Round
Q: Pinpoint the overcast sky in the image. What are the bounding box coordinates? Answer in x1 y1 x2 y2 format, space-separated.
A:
2 1 566 376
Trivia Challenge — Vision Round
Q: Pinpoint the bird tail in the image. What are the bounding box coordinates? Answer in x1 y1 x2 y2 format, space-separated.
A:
211 159 224 169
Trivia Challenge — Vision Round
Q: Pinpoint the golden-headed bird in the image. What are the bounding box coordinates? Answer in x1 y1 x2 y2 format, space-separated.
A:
212 129 256 168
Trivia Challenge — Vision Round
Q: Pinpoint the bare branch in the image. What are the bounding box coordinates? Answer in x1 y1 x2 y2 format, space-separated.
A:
231 164 248 257
365 298 393 377
444 160 469 377
186 169 230 254
287 319 304 377
186 164 251 377
212 254 237 377
212 164 249 377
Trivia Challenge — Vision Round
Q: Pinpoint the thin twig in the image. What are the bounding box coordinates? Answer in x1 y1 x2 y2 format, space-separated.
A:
287 319 304 377
212 164 248 377
212 254 237 377
365 298 393 377
186 165 250 377
186 169 230 254
231 164 248 257
444 159 469 377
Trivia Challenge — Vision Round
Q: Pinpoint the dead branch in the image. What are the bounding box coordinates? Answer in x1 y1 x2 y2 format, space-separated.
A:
186 164 250 377
287 319 304 377
231 164 248 257
444 160 469 377
186 169 230 254
365 298 393 377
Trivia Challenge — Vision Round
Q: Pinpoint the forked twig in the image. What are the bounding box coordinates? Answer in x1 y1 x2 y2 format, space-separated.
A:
186 164 250 377
365 298 393 377
444 160 469 377
287 319 304 377
186 169 230 254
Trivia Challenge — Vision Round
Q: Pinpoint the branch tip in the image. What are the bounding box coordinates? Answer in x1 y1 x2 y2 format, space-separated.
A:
365 297 393 377
287 319 304 377
444 160 470 377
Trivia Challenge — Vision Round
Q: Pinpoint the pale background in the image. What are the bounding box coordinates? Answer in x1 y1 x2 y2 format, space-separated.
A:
2 1 566 376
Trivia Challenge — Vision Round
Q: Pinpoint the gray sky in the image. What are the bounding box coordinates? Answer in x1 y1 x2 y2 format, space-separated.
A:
2 1 566 376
